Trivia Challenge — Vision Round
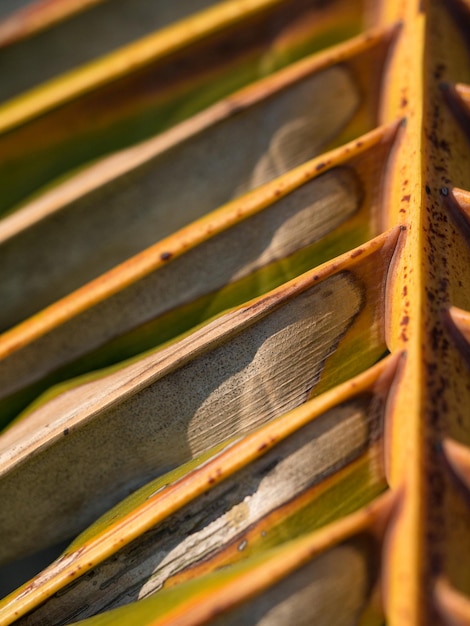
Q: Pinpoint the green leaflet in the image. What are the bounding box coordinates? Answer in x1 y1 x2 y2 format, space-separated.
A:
0 0 365 214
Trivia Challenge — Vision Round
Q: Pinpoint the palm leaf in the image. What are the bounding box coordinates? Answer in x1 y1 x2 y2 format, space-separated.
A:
0 0 364 214
0 1 469 625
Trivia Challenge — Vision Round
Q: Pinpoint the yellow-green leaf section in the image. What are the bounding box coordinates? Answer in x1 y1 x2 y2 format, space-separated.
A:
0 0 366 215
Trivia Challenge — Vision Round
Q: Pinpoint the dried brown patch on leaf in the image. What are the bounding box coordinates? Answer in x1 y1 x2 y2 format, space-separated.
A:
0 229 399 564
0 121 400 428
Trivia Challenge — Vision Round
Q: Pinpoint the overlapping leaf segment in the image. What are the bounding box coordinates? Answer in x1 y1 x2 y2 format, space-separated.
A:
0 0 468 624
